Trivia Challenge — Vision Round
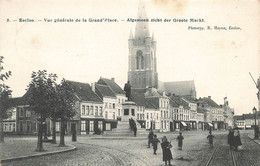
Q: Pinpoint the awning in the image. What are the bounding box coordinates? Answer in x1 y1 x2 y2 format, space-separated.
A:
181 122 187 127
208 123 213 127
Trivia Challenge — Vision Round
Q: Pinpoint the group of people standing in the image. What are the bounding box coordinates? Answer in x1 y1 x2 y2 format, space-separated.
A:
147 131 185 166
228 128 242 151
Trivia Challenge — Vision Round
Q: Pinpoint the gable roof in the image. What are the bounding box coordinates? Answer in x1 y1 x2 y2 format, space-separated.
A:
159 80 196 97
170 95 190 109
130 90 157 109
95 84 116 98
234 115 244 120
197 106 207 113
198 97 220 108
97 77 125 95
67 80 102 103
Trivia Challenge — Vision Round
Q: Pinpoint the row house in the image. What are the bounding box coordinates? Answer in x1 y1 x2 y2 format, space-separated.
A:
233 115 245 129
169 95 190 131
131 89 156 129
11 94 39 135
145 88 171 132
66 81 104 135
96 77 127 121
182 96 197 130
197 96 225 130
197 106 206 130
3 101 17 133
234 112 260 129
94 83 118 130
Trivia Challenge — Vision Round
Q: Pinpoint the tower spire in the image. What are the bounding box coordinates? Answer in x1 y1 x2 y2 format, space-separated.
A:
134 0 150 41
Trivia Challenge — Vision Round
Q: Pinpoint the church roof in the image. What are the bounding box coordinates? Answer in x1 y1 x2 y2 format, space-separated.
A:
95 84 116 98
160 80 196 97
67 80 102 103
97 77 125 95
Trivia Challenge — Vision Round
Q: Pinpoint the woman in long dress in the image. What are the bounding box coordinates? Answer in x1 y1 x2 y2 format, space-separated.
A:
161 136 173 166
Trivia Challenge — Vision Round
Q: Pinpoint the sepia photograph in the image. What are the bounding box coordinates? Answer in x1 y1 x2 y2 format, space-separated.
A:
0 0 259 165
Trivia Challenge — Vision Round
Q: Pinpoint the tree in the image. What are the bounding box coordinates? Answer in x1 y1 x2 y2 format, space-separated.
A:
55 79 77 147
0 56 12 143
26 70 57 151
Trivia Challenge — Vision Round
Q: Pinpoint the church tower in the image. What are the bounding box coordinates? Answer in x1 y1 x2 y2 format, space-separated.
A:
128 1 158 89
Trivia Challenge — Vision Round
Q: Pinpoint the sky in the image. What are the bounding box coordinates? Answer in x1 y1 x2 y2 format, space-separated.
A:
0 0 259 115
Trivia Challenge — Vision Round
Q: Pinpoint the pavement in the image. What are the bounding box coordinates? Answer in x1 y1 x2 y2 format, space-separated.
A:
1 130 259 166
247 133 260 145
0 136 76 163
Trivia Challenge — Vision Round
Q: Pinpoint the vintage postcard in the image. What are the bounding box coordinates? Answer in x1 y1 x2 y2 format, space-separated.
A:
0 0 259 166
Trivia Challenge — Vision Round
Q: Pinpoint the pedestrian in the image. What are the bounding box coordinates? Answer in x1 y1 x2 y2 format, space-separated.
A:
161 136 173 166
233 129 242 151
228 128 234 150
133 125 137 137
207 132 214 148
147 130 154 148
152 134 160 155
176 132 184 150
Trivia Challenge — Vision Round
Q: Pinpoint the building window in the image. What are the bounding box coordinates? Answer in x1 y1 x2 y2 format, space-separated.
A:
147 113 149 119
113 103 115 109
81 105 85 115
157 113 159 120
19 121 23 131
98 121 103 131
124 109 129 115
95 106 98 116
86 106 89 115
19 108 24 117
89 121 94 131
105 111 108 119
147 122 149 129
118 109 120 116
56 122 60 132
26 110 31 117
109 103 112 108
161 111 162 117
137 113 139 120
99 107 103 116
150 113 152 119
113 112 115 119
26 121 31 132
131 109 135 116
81 120 86 131
90 106 93 115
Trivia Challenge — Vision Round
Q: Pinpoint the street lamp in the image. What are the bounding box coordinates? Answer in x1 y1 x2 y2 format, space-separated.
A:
252 107 259 139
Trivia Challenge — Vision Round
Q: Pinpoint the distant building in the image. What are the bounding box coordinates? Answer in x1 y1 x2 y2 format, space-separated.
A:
96 77 127 120
159 80 197 99
223 97 234 128
234 115 245 129
197 96 225 130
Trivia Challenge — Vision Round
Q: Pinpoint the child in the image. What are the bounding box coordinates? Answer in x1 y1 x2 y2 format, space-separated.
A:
161 136 173 166
147 130 154 148
207 132 214 148
152 134 160 154
177 132 184 150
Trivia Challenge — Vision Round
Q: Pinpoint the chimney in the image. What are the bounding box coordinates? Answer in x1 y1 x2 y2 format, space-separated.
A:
208 96 211 99
111 77 115 82
91 82 96 92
